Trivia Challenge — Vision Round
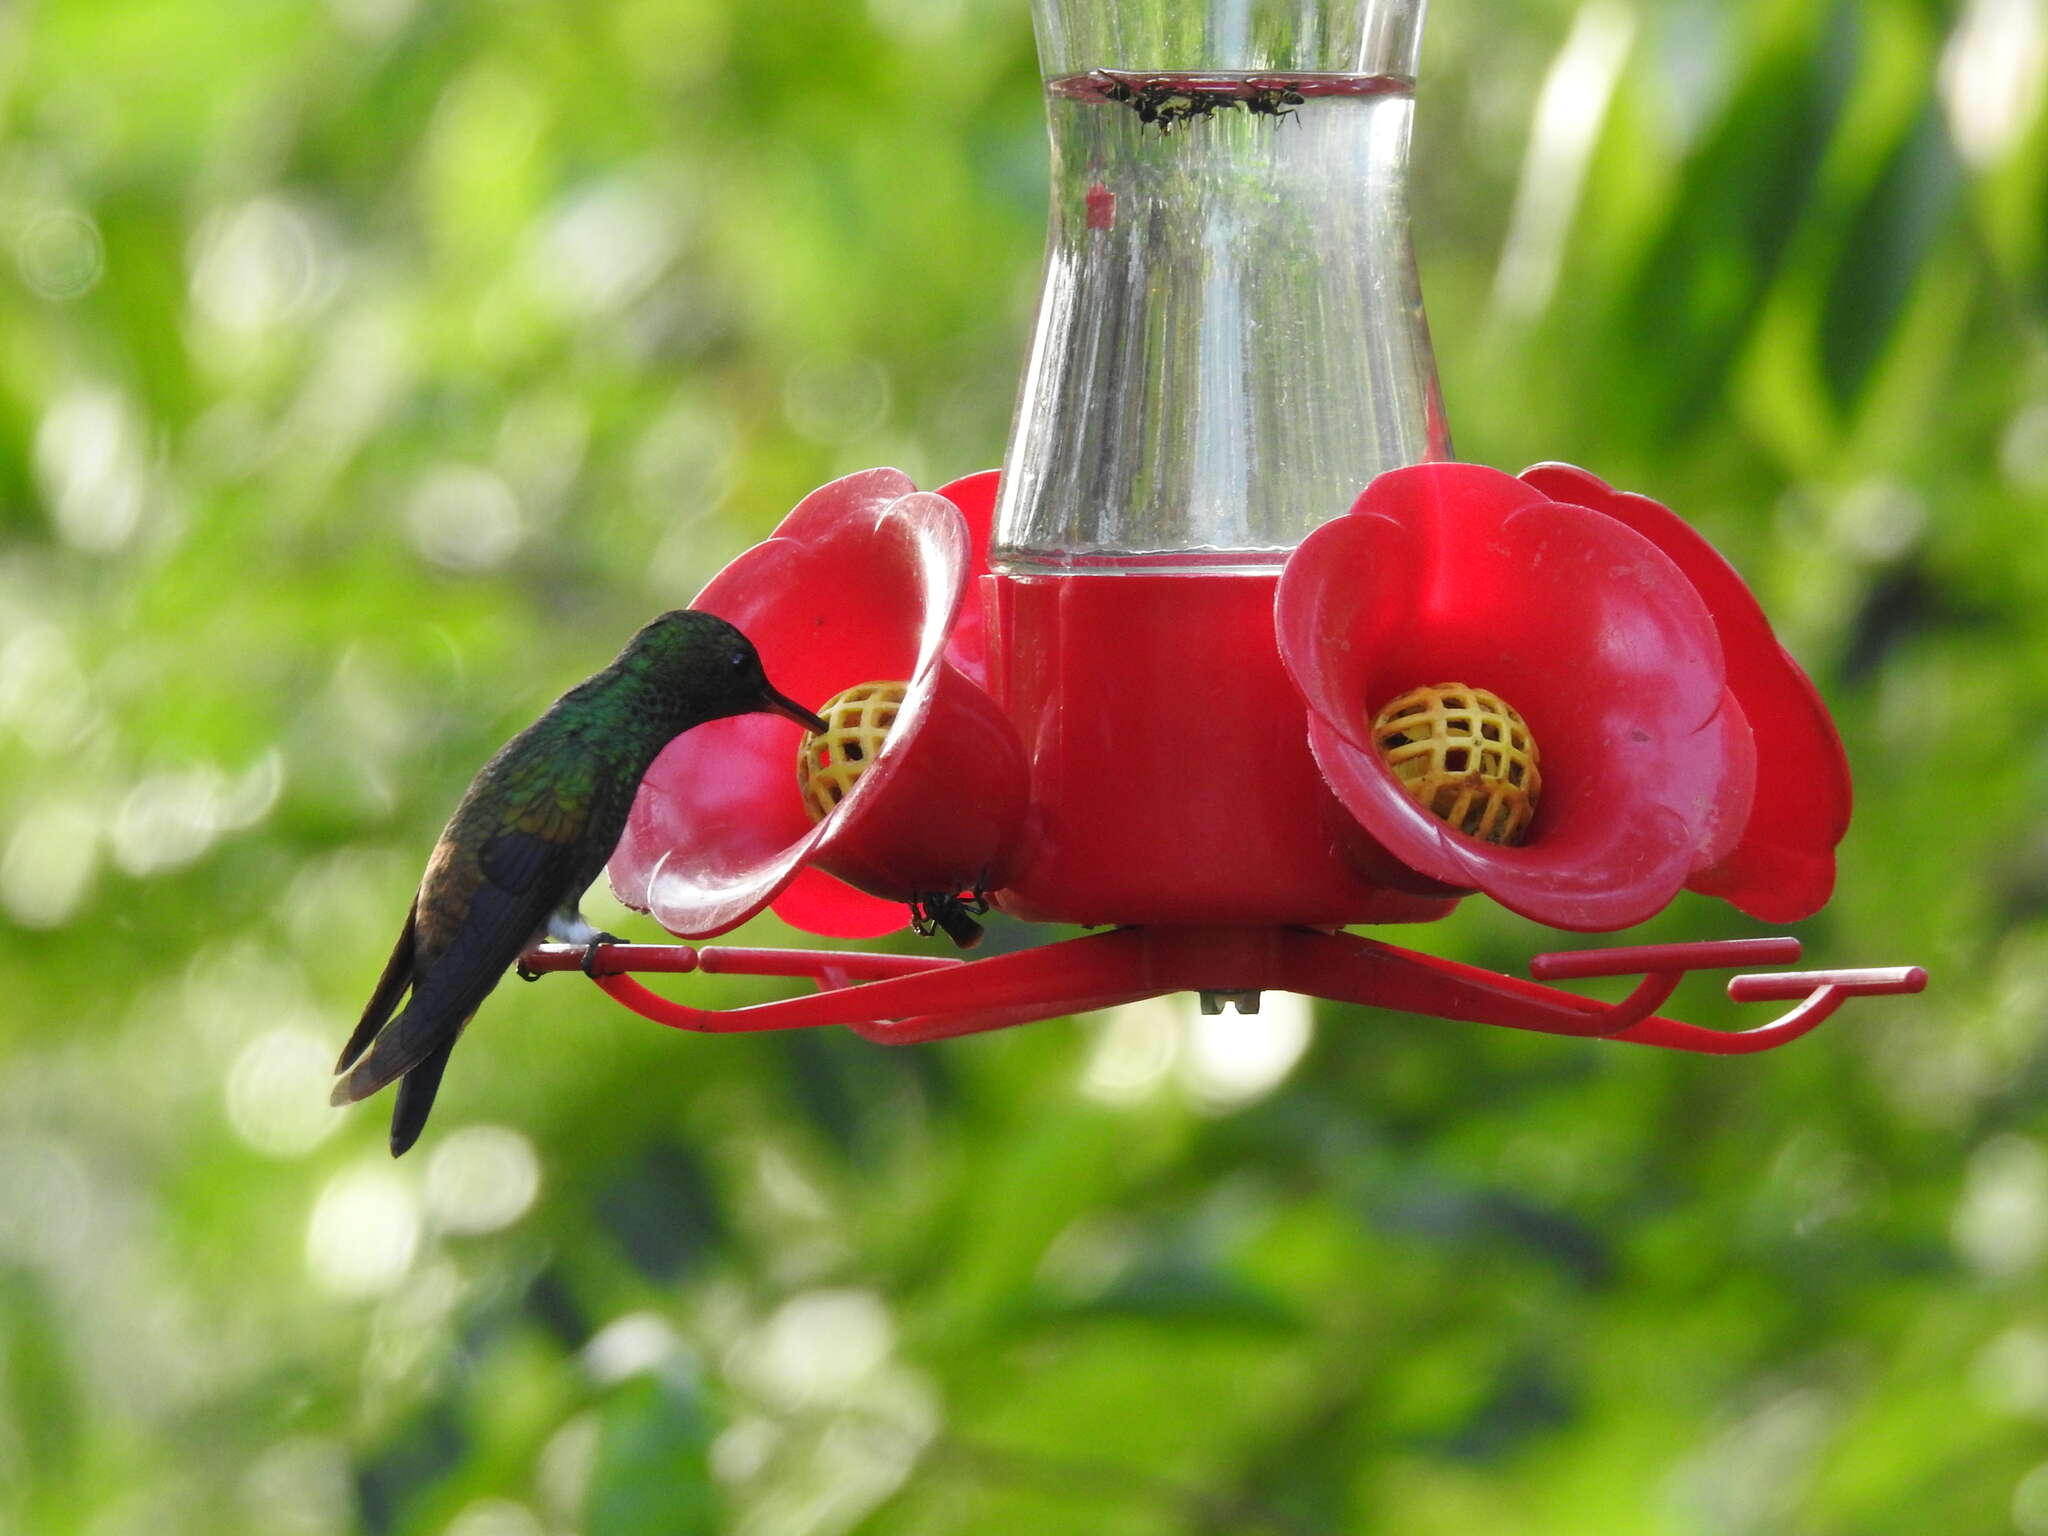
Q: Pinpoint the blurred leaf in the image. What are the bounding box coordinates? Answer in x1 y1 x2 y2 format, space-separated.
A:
586 1377 719 1536
1603 2 1858 444
1820 98 1963 409
595 1140 726 1281
1041 1259 1300 1329
355 1404 467 1536
0 1271 77 1510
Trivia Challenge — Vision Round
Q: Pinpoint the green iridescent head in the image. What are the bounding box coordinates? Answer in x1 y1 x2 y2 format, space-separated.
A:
618 610 827 732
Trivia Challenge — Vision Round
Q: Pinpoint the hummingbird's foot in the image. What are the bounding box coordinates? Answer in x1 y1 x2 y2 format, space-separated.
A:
516 955 543 982
580 932 624 978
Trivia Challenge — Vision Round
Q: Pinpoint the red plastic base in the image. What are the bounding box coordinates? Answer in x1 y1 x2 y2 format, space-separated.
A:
522 930 1926 1053
987 573 1458 926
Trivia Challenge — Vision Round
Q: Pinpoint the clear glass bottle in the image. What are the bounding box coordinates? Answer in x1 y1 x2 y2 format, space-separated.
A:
984 0 1457 928
994 0 1446 574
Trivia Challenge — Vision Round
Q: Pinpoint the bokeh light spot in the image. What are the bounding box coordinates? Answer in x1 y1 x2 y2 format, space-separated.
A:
34 385 147 552
306 1164 420 1298
1971 1326 2048 1421
405 465 524 572
710 1416 782 1486
423 1124 541 1235
443 1499 545 1536
734 1290 895 1410
533 176 682 317
111 769 227 877
495 392 590 512
0 625 98 756
867 0 968 43
1 799 101 929
18 210 105 300
2003 400 2048 492
0 1135 95 1265
1180 991 1314 1110
582 1310 686 1385
227 1027 340 1158
1080 995 1184 1105
1942 0 2048 166
188 198 330 336
1954 1134 2048 1277
239 1438 355 1535
537 1413 601 1526
327 0 414 40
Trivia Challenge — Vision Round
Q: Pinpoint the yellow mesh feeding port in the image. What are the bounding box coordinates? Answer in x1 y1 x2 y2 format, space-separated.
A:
797 680 909 822
1371 683 1542 846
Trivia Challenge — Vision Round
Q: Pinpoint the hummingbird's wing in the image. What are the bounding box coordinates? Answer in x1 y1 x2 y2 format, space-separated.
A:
330 742 614 1114
334 897 418 1075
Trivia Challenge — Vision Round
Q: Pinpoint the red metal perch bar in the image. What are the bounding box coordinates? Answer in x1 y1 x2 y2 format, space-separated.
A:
518 931 1927 1054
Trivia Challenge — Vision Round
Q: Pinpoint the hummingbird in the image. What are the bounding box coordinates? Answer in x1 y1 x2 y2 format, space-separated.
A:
331 610 828 1156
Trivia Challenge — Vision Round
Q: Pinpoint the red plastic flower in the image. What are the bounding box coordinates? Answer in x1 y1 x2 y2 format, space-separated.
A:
608 467 1020 939
1277 461 1845 932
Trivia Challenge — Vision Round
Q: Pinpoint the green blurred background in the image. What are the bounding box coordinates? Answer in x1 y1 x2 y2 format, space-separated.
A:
1 0 2043 1530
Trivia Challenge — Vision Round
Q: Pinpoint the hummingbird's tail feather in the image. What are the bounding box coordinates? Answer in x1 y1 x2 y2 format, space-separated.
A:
331 887 537 1107
388 1037 456 1157
335 842 557 1159
336 898 419 1075
329 985 482 1107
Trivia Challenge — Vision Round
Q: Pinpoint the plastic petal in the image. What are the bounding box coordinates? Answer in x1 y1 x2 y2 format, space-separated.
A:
1521 462 1848 920
933 469 999 688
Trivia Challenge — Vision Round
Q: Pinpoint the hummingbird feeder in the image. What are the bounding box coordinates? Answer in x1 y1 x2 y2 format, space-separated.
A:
526 0 1925 1047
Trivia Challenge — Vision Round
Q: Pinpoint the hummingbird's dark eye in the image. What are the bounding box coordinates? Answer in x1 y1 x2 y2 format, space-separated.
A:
729 650 750 671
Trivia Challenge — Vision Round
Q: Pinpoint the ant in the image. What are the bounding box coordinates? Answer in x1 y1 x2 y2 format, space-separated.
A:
1090 72 1221 134
910 886 991 949
1091 72 1306 135
1244 85 1307 121
1137 89 1223 133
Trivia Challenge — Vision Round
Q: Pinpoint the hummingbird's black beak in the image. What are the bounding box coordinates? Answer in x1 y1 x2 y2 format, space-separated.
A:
761 686 829 735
